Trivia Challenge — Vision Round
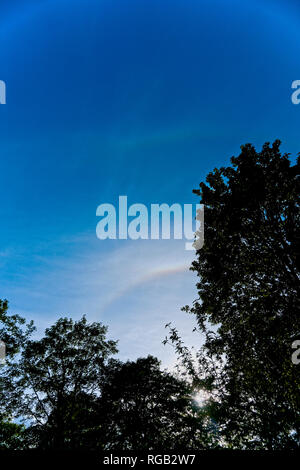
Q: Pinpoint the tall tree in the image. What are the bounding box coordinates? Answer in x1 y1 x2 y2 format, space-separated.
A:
174 141 300 449
6 315 118 449
97 356 217 450
0 299 34 448
0 299 34 362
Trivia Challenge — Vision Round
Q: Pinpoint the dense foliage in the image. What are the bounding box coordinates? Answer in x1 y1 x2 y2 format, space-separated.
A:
179 141 300 449
0 311 212 450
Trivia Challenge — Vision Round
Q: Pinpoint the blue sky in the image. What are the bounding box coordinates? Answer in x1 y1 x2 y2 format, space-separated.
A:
0 0 300 366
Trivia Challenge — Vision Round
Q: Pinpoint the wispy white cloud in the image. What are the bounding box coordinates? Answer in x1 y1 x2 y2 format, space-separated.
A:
2 236 202 367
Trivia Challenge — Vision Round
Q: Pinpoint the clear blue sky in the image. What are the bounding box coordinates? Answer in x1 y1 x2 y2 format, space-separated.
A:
0 0 300 365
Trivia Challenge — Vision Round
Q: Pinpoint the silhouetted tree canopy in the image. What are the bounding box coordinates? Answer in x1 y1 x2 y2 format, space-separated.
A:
1 313 212 450
6 316 118 449
174 141 300 449
97 356 217 450
0 300 34 448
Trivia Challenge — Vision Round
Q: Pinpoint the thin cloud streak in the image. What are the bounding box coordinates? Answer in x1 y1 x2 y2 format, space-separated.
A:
3 237 200 367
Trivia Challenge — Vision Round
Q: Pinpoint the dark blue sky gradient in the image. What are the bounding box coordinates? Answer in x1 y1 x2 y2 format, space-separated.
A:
0 0 300 361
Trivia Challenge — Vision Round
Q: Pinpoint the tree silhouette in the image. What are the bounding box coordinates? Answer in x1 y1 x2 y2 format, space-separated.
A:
0 299 34 448
5 315 118 449
96 356 217 450
175 141 300 449
2 313 214 450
